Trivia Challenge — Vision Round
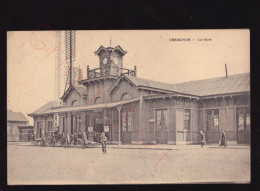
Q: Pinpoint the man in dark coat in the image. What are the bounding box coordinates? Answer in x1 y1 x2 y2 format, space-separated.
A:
100 131 108 154
219 131 227 147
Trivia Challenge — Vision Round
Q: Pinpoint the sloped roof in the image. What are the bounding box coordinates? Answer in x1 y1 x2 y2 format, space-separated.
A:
125 75 179 93
61 84 87 100
41 98 140 115
94 45 127 56
7 110 29 122
74 85 87 96
175 73 250 97
30 101 55 115
123 73 250 97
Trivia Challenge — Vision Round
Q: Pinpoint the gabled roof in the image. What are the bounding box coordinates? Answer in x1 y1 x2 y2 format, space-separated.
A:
30 101 55 116
109 74 181 94
61 84 87 100
94 45 127 56
110 73 250 97
7 110 29 122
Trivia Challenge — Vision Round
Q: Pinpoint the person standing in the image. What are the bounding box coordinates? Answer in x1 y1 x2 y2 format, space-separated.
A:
65 134 70 149
82 132 88 149
100 131 107 154
219 131 227 147
200 130 206 147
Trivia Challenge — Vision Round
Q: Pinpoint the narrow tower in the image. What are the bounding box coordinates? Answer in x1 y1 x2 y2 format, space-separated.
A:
64 30 76 93
54 31 62 126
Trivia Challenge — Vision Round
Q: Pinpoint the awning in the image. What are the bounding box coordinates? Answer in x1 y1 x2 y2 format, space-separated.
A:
41 98 140 115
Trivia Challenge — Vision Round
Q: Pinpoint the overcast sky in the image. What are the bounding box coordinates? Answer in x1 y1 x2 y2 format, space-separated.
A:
7 29 250 125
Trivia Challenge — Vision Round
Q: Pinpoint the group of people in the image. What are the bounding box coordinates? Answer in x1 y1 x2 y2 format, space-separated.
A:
60 131 108 153
200 130 227 147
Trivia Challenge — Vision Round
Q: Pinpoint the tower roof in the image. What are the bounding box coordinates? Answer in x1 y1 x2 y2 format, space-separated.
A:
94 45 127 56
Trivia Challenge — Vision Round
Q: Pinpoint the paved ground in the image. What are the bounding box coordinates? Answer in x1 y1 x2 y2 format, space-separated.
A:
7 143 250 184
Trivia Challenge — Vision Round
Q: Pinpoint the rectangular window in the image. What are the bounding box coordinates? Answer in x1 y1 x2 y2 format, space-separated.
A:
128 112 132 131
162 110 168 127
246 114 250 126
184 109 191 130
238 113 245 131
156 109 168 130
206 110 211 131
213 109 219 127
122 112 127 131
156 110 161 126
206 109 219 130
63 117 65 133
47 121 53 132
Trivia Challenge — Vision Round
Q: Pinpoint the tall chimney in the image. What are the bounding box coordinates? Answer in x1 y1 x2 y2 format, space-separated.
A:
225 64 228 78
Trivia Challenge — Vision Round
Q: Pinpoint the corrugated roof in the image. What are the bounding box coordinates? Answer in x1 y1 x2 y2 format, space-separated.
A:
125 73 250 97
176 73 250 96
30 101 55 115
7 110 29 122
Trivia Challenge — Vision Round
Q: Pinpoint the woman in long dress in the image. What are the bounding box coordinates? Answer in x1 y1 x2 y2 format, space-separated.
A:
219 131 227 146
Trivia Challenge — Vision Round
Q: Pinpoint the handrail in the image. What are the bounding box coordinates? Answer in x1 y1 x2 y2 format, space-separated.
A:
87 65 136 78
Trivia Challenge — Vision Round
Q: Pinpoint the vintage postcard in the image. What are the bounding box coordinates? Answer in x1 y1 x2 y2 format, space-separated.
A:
7 29 250 184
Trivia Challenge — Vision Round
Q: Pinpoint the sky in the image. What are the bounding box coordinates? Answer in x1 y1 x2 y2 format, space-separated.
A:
7 29 250 125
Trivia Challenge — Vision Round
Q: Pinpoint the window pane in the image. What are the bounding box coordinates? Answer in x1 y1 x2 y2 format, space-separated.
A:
122 112 127 128
156 110 161 126
238 114 244 131
246 114 250 126
213 109 219 127
184 109 191 130
128 112 132 131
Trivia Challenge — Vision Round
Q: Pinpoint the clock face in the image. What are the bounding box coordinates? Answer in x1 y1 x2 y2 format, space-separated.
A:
110 56 118 65
102 57 108 65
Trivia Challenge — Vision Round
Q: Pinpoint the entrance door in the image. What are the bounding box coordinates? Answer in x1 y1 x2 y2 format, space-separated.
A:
71 115 74 134
176 110 185 143
156 109 168 144
205 109 219 143
121 112 132 144
94 115 104 142
237 107 250 144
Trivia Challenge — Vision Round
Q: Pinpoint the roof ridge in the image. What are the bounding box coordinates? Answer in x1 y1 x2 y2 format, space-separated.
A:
174 73 250 86
127 75 178 86
127 72 249 87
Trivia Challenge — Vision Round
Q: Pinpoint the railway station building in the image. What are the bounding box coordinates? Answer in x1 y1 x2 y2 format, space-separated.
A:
29 45 250 145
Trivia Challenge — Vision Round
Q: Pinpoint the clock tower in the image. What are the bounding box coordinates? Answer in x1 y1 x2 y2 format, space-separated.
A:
94 45 127 76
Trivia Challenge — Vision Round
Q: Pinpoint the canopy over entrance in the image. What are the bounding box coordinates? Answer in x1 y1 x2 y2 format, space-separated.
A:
41 98 140 115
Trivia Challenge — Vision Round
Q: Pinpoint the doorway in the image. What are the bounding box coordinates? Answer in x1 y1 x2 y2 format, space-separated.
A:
176 109 191 144
237 107 250 144
205 109 219 143
156 109 168 144
121 111 132 144
71 115 74 134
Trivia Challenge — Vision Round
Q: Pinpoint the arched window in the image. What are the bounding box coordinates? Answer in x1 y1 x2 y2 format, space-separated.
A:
94 97 103 104
121 93 131 101
71 100 78 106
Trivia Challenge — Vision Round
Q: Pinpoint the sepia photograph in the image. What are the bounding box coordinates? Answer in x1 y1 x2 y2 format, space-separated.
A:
7 29 250 184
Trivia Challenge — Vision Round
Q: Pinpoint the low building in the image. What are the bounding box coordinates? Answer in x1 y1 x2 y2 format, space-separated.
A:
29 45 250 145
7 110 32 141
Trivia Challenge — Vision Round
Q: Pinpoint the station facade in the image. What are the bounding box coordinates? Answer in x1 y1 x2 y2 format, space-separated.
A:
29 45 250 145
